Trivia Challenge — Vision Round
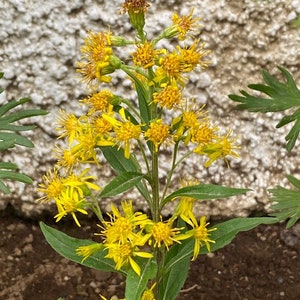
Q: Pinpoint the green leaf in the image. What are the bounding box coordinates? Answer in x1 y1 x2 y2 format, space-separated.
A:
0 98 30 117
229 67 300 151
0 132 34 147
100 172 145 198
161 184 249 207
100 146 151 202
0 108 48 123
125 259 157 300
229 67 300 112
39 222 126 274
0 170 33 183
122 68 150 124
0 123 36 131
268 176 300 228
100 145 140 173
159 241 191 300
0 139 15 151
0 180 11 194
0 162 18 169
210 217 279 251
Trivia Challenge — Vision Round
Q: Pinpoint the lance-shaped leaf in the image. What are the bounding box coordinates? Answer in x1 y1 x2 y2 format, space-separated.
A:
99 171 145 198
125 258 157 300
100 146 151 202
159 240 191 300
0 132 34 147
40 222 125 274
160 217 278 300
161 184 249 207
121 67 150 124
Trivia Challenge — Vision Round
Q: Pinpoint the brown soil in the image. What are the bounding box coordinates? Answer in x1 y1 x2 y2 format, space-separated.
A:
1 205 300 300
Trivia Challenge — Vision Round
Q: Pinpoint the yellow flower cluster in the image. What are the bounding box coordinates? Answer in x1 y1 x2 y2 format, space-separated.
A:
76 200 216 275
37 168 100 227
38 3 237 290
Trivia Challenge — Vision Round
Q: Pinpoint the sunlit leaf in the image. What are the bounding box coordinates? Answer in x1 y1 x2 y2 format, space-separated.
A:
161 184 249 207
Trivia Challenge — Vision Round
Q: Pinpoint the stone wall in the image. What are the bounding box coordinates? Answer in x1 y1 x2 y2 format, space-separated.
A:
1 0 300 218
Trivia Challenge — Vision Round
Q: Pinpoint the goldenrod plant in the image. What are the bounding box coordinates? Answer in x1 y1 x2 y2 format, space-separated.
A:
38 2 280 299
0 72 47 194
229 67 300 228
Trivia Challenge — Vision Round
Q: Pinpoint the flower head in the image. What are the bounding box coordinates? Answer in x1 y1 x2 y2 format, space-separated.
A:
132 41 159 69
144 119 170 152
197 130 240 167
103 108 142 158
186 216 216 261
149 219 183 250
37 168 64 202
153 81 182 109
171 9 201 40
54 186 89 227
99 200 150 244
82 90 114 114
176 39 210 72
56 110 81 144
121 0 150 37
77 31 117 85
105 240 153 276
76 243 103 261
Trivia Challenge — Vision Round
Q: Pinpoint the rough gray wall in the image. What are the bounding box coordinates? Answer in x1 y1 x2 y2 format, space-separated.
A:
1 0 300 218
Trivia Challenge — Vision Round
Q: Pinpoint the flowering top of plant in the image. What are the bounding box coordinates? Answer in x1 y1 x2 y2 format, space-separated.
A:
38 2 252 299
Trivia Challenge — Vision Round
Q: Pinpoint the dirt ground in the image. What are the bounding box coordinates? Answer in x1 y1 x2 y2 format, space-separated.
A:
1 205 300 300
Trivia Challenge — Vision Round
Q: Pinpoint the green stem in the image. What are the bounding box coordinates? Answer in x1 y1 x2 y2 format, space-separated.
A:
138 140 151 175
152 151 160 222
161 142 179 200
89 193 103 222
121 98 141 121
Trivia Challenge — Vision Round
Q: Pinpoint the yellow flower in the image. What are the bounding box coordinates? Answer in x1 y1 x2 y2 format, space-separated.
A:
103 108 142 158
105 241 153 276
171 9 201 40
37 168 64 202
99 200 150 244
149 219 183 250
197 130 240 167
54 186 89 227
54 145 78 171
172 103 207 143
56 110 81 144
93 115 113 135
141 283 156 300
76 243 103 261
144 119 170 152
77 31 115 85
153 82 182 109
82 90 114 114
63 168 101 196
191 122 218 146
181 216 216 261
177 39 210 72
132 41 159 69
100 295 125 300
71 126 99 163
156 52 185 86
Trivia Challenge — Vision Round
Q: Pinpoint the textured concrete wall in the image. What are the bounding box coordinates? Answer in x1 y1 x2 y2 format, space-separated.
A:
1 0 300 218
